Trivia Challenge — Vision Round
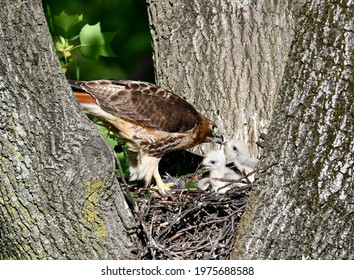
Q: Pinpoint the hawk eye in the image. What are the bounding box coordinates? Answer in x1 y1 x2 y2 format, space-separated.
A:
210 160 216 164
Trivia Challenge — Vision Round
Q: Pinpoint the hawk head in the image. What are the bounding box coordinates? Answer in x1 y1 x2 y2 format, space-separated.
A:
205 124 225 145
201 149 226 170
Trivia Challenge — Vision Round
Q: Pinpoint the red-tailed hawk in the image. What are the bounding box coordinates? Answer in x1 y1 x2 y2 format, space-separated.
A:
225 139 258 183
70 79 224 193
198 150 241 193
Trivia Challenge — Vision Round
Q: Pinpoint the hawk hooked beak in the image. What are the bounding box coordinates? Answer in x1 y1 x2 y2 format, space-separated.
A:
208 124 225 145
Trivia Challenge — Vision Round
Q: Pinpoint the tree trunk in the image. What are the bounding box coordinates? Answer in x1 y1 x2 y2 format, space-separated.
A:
234 0 354 259
147 0 300 155
0 0 135 259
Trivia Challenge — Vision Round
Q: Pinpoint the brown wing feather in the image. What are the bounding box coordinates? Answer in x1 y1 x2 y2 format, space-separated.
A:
70 80 201 133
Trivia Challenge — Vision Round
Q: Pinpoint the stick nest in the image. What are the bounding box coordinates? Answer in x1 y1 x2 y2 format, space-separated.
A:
126 184 251 260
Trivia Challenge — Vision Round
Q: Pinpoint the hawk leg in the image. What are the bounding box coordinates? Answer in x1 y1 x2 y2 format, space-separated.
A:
152 168 175 194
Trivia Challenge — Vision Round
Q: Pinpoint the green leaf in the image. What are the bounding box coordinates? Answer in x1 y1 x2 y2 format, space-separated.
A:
96 125 117 150
79 23 117 60
53 11 83 34
55 36 74 56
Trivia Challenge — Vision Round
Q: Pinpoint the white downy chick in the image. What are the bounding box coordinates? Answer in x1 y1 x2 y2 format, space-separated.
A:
225 139 258 183
198 150 242 193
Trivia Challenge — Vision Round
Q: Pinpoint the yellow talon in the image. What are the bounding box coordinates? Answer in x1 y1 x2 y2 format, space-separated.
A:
150 182 175 195
150 169 175 194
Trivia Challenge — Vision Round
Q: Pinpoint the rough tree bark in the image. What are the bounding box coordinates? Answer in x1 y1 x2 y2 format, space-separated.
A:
147 0 353 259
234 0 353 259
147 0 300 155
0 0 135 259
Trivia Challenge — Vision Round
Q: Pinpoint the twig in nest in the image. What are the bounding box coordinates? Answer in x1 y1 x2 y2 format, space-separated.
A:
131 175 250 259
112 150 137 209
